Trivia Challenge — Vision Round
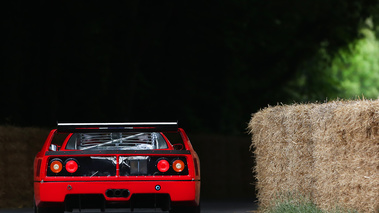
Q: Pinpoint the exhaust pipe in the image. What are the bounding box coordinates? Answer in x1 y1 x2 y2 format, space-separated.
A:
106 189 114 197
106 189 130 198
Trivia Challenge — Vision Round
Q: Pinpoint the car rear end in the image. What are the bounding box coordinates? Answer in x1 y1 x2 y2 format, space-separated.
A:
33 122 200 213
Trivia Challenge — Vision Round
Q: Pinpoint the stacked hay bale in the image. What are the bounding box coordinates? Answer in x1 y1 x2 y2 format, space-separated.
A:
0 126 49 208
248 100 379 212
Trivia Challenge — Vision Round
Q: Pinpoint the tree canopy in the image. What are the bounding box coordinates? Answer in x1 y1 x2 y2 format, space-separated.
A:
2 0 379 134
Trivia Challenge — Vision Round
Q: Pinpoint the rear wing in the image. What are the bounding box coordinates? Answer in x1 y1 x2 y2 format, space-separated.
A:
57 122 178 133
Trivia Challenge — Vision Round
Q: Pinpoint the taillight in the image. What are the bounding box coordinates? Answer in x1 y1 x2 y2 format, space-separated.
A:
65 159 78 173
50 159 63 173
172 159 185 173
157 159 170 173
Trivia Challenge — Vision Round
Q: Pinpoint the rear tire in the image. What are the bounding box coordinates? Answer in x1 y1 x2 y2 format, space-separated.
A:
170 205 200 213
36 207 64 213
33 199 37 213
34 199 64 213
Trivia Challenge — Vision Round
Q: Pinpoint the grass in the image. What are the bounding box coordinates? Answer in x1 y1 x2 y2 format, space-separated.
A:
263 194 358 213
265 199 323 213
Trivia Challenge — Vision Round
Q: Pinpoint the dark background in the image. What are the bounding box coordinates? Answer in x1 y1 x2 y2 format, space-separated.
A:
1 0 379 204
3 1 379 133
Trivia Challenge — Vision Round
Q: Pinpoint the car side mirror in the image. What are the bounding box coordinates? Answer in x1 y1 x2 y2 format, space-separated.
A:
173 143 184 150
49 144 58 151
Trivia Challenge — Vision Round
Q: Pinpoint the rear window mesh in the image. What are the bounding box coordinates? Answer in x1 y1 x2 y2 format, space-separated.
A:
66 132 168 150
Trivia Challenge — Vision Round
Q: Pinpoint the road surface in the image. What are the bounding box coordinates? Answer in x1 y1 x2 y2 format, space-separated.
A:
0 200 257 213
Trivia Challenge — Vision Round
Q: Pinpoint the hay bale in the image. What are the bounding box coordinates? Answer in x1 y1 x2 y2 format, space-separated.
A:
0 126 49 208
0 138 4 206
249 104 316 209
249 100 379 212
312 100 379 212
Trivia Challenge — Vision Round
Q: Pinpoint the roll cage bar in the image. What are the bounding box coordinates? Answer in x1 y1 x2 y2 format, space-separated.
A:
42 122 195 153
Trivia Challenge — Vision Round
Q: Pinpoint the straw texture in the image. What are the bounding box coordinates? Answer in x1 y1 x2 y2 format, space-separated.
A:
248 100 379 212
0 126 48 208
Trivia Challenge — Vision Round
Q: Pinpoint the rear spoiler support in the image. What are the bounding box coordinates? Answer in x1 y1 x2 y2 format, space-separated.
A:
57 122 178 133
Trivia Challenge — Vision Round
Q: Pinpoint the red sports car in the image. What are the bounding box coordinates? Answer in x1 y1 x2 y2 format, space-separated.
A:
34 122 200 213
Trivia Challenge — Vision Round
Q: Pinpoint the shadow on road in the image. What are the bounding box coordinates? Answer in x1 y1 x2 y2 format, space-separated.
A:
0 200 258 213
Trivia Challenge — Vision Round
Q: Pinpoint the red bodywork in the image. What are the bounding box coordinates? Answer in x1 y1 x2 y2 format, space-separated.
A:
33 123 200 212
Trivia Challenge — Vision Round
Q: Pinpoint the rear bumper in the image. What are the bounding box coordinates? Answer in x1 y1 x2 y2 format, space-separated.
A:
34 180 200 206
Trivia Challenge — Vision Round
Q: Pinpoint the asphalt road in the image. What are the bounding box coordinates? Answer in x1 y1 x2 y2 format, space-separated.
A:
0 200 257 213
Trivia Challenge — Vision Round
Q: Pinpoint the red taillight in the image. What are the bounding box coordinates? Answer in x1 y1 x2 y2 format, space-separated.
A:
50 160 63 173
65 159 78 173
172 160 185 173
157 159 170 173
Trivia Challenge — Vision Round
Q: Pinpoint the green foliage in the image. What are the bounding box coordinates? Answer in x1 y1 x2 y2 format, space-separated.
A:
2 1 379 133
266 200 358 213
264 192 322 213
264 193 358 213
284 19 379 102
265 200 323 213
282 47 338 102
331 24 379 99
